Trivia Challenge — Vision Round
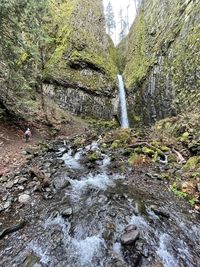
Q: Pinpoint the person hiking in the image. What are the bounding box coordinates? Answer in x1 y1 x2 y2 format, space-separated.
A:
24 128 32 142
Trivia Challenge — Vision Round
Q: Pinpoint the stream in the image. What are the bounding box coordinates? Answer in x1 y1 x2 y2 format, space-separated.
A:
0 140 200 267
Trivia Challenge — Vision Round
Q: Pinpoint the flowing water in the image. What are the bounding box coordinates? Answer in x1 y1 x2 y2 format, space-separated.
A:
118 75 129 128
0 141 200 267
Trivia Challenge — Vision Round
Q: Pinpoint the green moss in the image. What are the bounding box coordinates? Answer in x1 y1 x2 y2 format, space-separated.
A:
88 151 101 162
160 146 171 152
142 147 154 157
45 0 117 93
183 156 200 171
178 132 190 142
123 11 153 89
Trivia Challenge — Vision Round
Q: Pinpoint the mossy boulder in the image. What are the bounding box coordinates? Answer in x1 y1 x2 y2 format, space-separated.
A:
183 156 200 171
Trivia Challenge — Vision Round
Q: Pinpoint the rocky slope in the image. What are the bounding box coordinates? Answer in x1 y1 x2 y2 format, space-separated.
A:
119 0 200 124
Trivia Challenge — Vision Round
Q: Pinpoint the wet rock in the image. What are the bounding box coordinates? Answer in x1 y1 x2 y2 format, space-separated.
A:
18 177 28 184
150 205 170 219
1 176 8 182
22 253 42 267
120 230 140 245
18 185 25 191
3 201 11 210
5 181 14 189
0 220 26 239
124 224 137 232
61 207 73 217
53 176 70 190
18 194 31 204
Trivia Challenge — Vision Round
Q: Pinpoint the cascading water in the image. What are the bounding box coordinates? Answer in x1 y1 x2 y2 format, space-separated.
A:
1 140 200 267
118 74 129 128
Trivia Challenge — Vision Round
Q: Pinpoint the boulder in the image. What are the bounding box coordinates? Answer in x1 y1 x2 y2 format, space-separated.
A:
18 194 31 204
120 230 140 245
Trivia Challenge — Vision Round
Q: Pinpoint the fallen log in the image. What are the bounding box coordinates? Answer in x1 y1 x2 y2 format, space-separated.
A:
172 148 186 164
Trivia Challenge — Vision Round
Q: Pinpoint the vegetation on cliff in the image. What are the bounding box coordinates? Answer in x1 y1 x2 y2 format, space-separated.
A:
118 0 200 123
0 0 117 121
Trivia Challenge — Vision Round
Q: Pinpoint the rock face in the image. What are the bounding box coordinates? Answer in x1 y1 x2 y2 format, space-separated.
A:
119 0 200 124
0 0 118 121
44 0 118 119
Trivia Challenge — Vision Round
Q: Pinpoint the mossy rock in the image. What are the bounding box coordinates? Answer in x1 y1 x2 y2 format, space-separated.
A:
142 147 155 157
178 132 190 142
168 153 177 163
87 151 101 162
160 146 171 152
183 156 200 171
128 153 150 166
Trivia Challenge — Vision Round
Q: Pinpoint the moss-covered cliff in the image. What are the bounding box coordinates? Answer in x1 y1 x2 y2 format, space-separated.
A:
0 0 118 121
44 0 118 119
119 0 200 124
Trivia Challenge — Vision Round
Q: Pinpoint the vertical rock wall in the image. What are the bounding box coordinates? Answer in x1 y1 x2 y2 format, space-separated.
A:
121 0 200 124
44 0 118 119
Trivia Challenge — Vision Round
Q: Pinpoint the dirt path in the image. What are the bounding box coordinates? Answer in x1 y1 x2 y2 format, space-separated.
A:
0 122 41 176
0 118 88 176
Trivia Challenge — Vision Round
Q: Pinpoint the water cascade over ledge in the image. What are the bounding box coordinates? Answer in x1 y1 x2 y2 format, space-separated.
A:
117 75 129 128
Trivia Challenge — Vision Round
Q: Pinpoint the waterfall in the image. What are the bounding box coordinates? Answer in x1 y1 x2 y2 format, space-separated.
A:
117 74 129 128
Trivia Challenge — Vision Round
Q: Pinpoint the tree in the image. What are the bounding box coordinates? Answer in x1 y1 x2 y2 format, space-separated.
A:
119 8 128 41
0 0 51 117
105 1 116 36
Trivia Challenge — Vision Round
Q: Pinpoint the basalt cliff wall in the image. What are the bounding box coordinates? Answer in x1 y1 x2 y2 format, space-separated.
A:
119 0 200 125
0 0 118 121
44 0 118 119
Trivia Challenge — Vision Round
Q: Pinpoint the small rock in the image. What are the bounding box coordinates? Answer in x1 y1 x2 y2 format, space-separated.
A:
5 181 14 189
53 176 70 190
1 176 8 182
120 230 140 245
124 224 137 232
18 177 28 184
150 205 170 219
4 201 11 210
18 194 31 204
18 186 25 191
62 207 73 217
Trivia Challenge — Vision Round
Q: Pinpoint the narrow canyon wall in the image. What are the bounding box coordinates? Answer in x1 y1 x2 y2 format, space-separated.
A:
0 0 118 121
44 0 118 119
120 0 200 124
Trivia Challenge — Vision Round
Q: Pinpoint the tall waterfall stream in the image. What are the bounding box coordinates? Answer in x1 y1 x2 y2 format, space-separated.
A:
0 140 200 267
118 75 129 128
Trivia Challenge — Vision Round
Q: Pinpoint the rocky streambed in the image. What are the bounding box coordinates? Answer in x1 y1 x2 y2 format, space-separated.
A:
0 136 200 267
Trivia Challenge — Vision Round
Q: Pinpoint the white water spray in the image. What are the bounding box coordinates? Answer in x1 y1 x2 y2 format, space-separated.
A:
117 74 129 128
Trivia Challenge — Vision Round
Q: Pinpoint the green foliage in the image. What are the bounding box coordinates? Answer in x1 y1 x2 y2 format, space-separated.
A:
170 183 198 206
0 0 51 115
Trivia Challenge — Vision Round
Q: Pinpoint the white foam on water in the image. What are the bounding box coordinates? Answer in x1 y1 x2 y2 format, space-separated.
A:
156 234 178 267
113 242 122 257
44 215 70 244
69 172 114 194
130 215 149 229
101 154 111 168
62 149 82 169
28 243 50 265
90 141 99 151
72 235 105 266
